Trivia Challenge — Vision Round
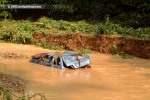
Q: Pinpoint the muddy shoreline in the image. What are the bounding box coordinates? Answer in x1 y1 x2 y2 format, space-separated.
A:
0 53 26 93
0 72 25 93
33 33 150 59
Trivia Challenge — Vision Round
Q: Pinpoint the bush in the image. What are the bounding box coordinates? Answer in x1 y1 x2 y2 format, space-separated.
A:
79 49 92 54
36 42 47 49
12 32 33 44
38 17 99 34
0 20 34 44
0 18 149 46
36 42 63 50
17 21 35 32
48 45 63 50
98 19 150 39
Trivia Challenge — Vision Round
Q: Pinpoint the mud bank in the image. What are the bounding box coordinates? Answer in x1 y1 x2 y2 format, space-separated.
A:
0 72 25 93
33 33 150 59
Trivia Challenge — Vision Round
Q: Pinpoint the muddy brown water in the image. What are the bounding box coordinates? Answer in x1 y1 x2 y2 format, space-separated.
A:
0 43 150 100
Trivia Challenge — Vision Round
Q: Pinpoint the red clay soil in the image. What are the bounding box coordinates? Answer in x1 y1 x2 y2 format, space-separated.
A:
33 33 150 59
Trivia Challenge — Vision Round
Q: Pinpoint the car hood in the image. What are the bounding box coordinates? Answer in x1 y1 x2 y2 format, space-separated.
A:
62 55 91 68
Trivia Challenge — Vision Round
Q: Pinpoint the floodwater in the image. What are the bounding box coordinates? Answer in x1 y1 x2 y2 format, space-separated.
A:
1 54 150 100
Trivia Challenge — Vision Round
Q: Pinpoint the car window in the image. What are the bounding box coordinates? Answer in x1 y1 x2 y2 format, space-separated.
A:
54 58 61 65
63 56 77 62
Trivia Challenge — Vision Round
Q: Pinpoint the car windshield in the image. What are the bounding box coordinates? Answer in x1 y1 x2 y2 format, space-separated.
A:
63 55 85 63
63 56 76 63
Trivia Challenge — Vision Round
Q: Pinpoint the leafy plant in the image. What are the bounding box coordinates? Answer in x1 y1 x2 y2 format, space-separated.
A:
0 85 12 100
120 53 133 59
111 43 133 59
0 84 47 100
35 42 63 50
112 43 118 55
0 11 12 19
16 21 35 32
0 31 14 41
99 19 150 39
79 49 92 54
37 17 99 34
12 32 33 44
37 42 47 49
0 0 12 19
48 45 63 50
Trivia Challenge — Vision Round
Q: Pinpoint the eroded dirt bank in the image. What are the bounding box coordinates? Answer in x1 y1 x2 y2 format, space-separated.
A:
33 33 150 59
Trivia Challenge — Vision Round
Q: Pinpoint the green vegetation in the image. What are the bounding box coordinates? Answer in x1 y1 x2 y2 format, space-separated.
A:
38 17 99 34
0 85 12 100
112 43 133 59
0 20 34 44
0 17 149 45
0 85 46 100
36 42 47 49
119 52 133 59
79 49 92 54
36 42 63 50
0 18 99 44
99 18 150 39
1 0 149 21
48 45 63 50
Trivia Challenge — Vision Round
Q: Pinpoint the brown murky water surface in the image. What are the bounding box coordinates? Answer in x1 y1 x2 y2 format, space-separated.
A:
0 43 150 100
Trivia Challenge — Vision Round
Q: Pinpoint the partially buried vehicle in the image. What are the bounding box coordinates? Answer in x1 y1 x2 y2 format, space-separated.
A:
31 52 92 69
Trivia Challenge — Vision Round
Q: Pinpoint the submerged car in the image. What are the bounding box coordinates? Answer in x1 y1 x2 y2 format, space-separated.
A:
31 52 92 69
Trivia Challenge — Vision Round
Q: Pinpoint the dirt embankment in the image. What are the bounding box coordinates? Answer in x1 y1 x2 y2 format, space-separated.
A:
33 33 150 59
